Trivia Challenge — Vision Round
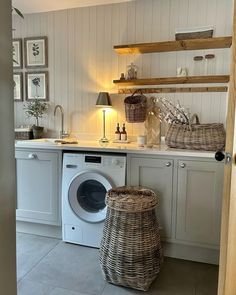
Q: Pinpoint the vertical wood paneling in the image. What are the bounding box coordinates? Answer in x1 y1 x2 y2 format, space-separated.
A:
13 0 233 140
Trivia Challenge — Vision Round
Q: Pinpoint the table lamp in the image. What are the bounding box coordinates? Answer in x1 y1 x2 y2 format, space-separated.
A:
96 92 112 143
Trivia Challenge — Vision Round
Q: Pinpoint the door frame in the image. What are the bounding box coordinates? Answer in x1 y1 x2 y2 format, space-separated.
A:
218 0 236 294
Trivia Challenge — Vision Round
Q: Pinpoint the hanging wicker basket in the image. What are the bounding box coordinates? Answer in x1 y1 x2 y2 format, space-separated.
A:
124 90 147 123
165 114 226 151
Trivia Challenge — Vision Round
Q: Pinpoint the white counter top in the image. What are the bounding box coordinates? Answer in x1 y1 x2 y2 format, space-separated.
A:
15 138 216 159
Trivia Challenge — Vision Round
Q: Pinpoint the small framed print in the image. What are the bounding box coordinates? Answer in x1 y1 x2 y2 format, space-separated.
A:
24 36 48 68
13 39 23 69
26 72 49 100
13 72 23 101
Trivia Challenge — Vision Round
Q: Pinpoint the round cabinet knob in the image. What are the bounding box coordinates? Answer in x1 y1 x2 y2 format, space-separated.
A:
180 162 186 168
215 151 225 162
28 153 37 159
165 162 171 167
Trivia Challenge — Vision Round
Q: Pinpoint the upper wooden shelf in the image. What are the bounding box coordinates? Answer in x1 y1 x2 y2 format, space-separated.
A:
113 75 230 86
114 36 232 54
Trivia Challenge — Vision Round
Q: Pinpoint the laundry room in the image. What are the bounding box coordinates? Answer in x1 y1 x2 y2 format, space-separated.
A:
1 0 235 294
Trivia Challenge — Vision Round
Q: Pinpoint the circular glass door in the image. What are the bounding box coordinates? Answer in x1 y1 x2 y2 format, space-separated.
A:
68 171 112 223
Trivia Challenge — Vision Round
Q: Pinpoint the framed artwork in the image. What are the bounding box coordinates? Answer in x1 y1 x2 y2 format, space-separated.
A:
26 71 49 100
13 72 23 101
24 36 48 68
13 39 23 69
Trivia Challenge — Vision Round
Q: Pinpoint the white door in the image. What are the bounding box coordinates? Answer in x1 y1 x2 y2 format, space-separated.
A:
0 0 17 293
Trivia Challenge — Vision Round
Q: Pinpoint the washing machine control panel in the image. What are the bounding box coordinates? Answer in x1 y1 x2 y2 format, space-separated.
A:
64 153 126 170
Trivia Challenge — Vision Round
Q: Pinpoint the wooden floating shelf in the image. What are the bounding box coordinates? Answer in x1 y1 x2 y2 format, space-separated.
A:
114 36 232 54
113 75 230 86
118 86 228 94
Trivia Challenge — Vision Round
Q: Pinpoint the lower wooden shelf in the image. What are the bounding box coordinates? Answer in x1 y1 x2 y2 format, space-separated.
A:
113 75 230 86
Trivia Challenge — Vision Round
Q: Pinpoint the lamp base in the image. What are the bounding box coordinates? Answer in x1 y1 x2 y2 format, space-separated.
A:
99 137 109 144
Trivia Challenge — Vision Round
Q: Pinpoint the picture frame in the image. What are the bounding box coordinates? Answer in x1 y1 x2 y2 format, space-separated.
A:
13 72 23 101
25 71 49 101
13 39 23 69
24 36 48 68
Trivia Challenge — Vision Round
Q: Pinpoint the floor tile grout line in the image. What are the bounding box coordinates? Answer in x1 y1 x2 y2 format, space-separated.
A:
17 239 61 284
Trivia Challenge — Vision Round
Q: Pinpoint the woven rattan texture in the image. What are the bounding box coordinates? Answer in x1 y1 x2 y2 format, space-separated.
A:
106 186 158 212
100 187 162 291
165 122 225 151
124 91 147 123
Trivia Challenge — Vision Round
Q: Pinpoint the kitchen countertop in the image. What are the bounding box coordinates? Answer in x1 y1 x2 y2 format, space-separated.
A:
15 138 217 159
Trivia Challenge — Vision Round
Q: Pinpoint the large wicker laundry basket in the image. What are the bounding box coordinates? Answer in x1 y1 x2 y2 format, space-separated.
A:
99 186 162 291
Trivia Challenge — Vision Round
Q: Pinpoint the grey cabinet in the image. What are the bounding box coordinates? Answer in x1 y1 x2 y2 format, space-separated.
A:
176 160 224 247
128 156 174 239
15 149 62 226
128 154 224 250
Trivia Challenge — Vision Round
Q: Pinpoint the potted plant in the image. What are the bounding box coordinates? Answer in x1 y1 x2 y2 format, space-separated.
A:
24 100 48 139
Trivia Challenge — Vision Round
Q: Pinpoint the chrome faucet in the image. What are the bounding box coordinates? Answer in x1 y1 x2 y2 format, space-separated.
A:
54 105 69 139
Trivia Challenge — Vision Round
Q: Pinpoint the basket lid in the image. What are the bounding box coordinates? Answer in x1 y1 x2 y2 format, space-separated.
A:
106 186 158 212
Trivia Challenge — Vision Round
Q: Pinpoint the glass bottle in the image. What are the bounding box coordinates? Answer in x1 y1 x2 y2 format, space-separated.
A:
121 123 127 141
115 123 121 141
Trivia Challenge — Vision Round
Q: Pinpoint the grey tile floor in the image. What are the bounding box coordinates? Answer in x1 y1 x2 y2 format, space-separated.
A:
17 233 218 295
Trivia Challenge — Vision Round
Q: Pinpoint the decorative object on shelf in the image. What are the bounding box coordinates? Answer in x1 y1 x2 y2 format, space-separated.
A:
24 99 48 139
204 53 216 75
144 98 161 146
177 67 188 77
124 89 147 123
24 36 48 68
193 55 204 76
156 97 225 151
13 72 23 101
26 71 49 101
96 92 112 143
127 62 138 79
175 26 214 40
193 56 204 61
119 73 126 80
13 39 23 69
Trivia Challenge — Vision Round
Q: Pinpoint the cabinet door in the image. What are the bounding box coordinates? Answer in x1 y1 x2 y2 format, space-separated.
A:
176 160 223 247
15 150 61 225
129 157 173 239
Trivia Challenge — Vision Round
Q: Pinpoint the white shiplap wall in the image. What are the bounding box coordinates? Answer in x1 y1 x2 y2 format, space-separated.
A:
13 0 233 140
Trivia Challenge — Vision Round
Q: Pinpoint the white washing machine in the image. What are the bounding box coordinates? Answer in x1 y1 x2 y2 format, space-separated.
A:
62 153 126 248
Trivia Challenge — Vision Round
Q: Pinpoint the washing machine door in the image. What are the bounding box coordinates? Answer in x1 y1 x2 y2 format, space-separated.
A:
68 171 112 223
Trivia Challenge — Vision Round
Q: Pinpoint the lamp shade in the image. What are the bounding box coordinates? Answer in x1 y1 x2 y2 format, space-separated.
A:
96 92 112 107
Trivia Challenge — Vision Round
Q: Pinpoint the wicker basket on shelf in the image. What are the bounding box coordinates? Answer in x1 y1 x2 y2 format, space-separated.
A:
124 90 147 123
99 186 163 291
165 114 226 151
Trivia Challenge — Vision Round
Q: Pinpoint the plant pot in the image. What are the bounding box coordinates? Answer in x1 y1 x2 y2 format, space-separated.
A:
32 126 44 139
